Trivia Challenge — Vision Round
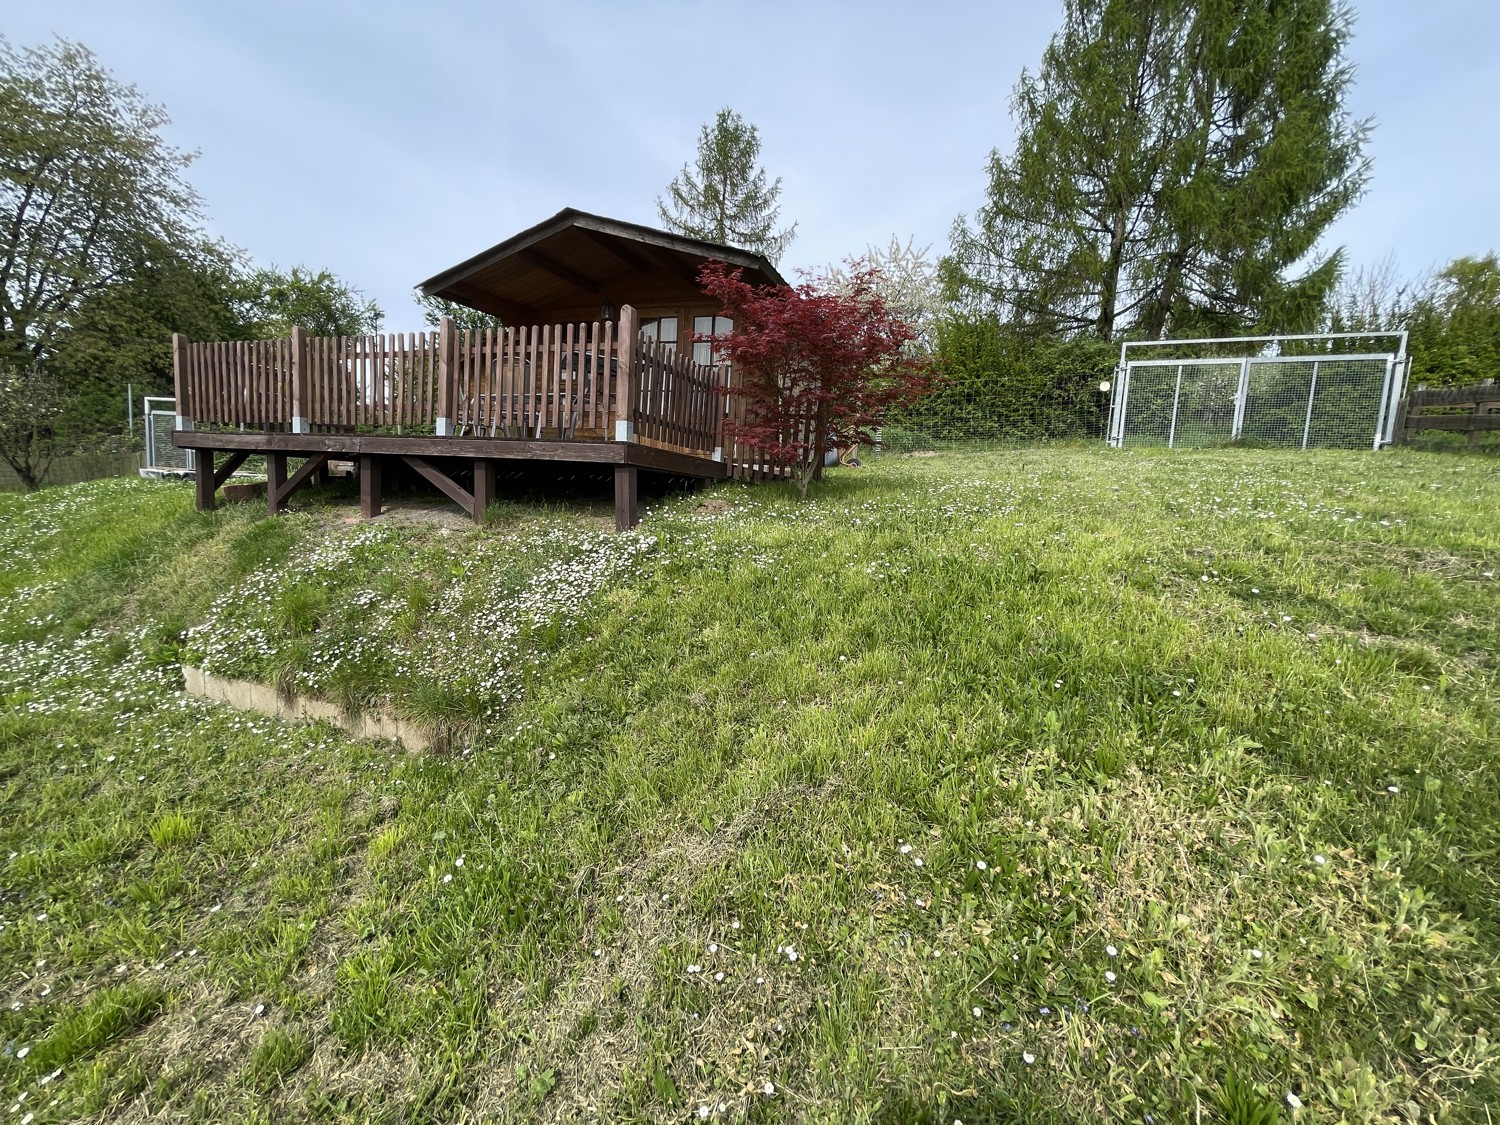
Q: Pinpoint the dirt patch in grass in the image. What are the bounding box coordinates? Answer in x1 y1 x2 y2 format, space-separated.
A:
696 497 734 517
360 501 475 532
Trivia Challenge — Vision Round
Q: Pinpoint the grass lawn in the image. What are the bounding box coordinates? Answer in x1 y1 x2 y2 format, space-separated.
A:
0 447 1496 1123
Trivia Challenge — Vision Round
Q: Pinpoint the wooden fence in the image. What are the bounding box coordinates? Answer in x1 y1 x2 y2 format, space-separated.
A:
454 321 618 438
179 338 293 427
631 334 722 453
172 308 732 459
307 332 440 431
177 329 443 432
1397 380 1499 446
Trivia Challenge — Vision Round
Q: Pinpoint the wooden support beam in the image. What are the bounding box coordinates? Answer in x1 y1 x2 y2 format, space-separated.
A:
195 452 217 512
1406 414 1500 432
213 450 251 490
614 464 638 531
442 282 540 326
360 454 382 519
519 248 600 293
267 454 287 516
172 430 729 478
399 455 476 514
171 332 190 423
193 448 254 513
290 325 309 432
576 226 652 274
614 305 638 443
644 244 700 285
436 316 456 434
269 452 333 513
473 458 497 523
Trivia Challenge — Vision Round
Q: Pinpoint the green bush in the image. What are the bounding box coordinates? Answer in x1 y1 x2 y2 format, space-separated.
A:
891 317 1115 444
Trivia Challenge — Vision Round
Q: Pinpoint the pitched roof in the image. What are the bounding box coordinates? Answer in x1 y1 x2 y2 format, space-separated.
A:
416 208 788 322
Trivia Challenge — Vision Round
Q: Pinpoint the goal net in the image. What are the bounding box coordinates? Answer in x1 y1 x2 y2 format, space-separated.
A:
1107 333 1408 451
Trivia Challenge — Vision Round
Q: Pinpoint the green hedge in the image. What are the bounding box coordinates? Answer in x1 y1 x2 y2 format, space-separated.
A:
887 318 1116 448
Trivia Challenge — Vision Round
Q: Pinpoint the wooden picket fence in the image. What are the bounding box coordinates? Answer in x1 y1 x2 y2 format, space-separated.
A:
454 321 618 438
631 335 721 454
171 307 745 463
1396 379 1499 446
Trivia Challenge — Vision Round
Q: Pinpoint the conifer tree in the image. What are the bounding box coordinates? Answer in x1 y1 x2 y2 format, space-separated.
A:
945 0 1370 339
656 108 796 264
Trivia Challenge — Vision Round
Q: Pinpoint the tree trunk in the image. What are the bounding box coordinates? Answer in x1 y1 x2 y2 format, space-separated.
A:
794 457 813 501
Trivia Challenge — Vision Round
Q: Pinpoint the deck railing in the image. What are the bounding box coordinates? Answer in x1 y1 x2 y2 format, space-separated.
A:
454 320 618 439
306 331 441 430
631 334 722 454
171 304 730 459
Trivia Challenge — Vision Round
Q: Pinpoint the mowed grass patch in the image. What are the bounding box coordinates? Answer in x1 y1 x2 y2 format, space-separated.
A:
0 450 1495 1123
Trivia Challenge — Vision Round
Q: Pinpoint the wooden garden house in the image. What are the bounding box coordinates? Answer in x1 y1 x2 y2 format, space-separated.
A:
171 209 788 529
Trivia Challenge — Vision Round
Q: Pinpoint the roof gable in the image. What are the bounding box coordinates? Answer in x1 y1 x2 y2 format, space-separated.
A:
417 209 787 323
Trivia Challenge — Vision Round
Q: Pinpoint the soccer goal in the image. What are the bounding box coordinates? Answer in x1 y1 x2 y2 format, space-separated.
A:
143 396 194 474
1106 332 1409 451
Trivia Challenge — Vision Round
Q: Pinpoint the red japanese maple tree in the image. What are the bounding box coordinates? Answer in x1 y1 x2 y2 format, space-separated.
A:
697 261 931 499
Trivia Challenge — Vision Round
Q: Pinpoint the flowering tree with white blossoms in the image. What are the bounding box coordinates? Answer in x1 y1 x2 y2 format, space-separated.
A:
823 236 945 354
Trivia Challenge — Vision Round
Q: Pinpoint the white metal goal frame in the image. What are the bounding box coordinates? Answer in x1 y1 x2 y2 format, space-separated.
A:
1106 331 1410 452
144 396 194 472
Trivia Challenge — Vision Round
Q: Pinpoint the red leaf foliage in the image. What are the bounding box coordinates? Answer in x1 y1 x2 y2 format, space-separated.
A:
697 261 933 497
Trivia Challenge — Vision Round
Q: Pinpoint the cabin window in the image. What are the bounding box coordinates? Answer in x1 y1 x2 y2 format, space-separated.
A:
641 317 678 350
693 315 733 367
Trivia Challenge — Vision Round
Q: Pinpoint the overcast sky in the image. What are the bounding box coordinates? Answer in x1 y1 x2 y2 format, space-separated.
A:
9 0 1497 325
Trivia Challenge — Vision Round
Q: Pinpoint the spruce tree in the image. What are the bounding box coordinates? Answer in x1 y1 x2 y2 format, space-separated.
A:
945 0 1370 339
656 108 796 265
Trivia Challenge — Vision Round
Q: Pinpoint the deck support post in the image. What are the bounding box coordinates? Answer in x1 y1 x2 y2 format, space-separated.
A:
473 457 497 522
360 455 383 519
614 464 638 531
267 454 288 515
193 449 253 512
195 452 217 512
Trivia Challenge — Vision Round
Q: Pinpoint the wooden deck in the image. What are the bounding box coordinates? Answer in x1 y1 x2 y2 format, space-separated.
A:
170 305 735 529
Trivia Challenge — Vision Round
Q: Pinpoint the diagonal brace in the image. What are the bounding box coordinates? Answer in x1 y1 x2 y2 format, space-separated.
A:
400 455 476 517
214 450 252 490
270 452 333 512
